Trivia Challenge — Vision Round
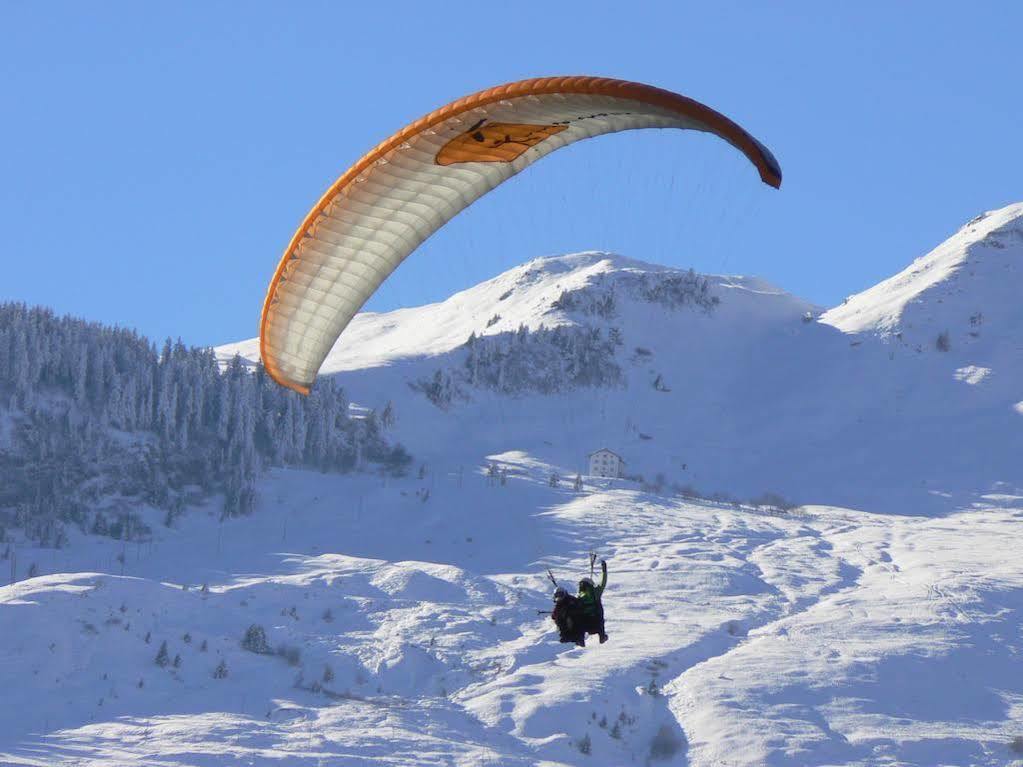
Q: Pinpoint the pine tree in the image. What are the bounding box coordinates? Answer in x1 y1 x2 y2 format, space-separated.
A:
155 641 169 668
241 624 270 654
213 659 228 679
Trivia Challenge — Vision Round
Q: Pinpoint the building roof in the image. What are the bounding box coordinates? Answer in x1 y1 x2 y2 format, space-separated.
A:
587 448 624 462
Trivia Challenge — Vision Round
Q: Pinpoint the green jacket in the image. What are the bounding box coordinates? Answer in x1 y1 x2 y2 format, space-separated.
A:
577 561 607 615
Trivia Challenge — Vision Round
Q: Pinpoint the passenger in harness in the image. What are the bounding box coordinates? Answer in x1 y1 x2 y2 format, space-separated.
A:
550 588 585 646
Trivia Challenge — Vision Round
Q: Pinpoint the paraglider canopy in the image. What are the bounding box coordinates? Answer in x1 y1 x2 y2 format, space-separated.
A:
260 76 781 394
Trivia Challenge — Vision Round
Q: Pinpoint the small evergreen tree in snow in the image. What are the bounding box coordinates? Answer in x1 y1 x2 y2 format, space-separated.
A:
549 472 561 488
573 474 584 492
577 733 592 755
213 659 228 679
241 624 270 654
323 664 335 684
155 641 169 668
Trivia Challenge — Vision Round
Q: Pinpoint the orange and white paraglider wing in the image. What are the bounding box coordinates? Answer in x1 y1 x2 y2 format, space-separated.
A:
260 76 781 394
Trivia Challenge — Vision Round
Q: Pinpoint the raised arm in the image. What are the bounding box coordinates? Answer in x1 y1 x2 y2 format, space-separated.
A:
597 560 608 594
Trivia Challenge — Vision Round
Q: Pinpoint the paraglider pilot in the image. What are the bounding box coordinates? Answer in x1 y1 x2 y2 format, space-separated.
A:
550 560 608 646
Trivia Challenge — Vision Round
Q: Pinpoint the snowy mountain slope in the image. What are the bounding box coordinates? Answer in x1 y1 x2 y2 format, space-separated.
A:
224 252 808 374
4 204 1023 766
821 203 1023 415
4 466 1023 766
821 203 1023 342
222 206 1023 515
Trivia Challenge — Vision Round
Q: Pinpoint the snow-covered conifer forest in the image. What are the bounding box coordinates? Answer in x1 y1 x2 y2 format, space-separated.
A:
0 304 408 548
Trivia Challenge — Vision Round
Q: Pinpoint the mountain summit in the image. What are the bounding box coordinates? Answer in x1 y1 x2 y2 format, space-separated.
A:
822 202 1023 343
220 206 1023 514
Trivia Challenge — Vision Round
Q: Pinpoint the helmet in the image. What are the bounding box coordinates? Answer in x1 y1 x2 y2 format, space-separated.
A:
578 578 594 591
553 588 568 601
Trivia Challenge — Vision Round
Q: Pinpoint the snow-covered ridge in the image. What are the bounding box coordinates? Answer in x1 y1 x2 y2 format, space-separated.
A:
220 252 809 375
821 202 1023 337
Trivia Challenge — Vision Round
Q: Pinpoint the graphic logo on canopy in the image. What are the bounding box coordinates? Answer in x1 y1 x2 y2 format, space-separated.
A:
436 120 568 165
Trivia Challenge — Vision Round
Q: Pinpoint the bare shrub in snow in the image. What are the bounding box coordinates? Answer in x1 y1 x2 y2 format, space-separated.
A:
749 492 795 511
277 643 302 667
642 473 667 493
674 483 702 499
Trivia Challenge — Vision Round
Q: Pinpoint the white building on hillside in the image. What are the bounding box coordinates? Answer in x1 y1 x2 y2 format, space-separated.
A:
588 448 625 478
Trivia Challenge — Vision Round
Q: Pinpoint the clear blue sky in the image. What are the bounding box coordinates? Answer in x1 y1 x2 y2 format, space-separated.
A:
2 2 1020 347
